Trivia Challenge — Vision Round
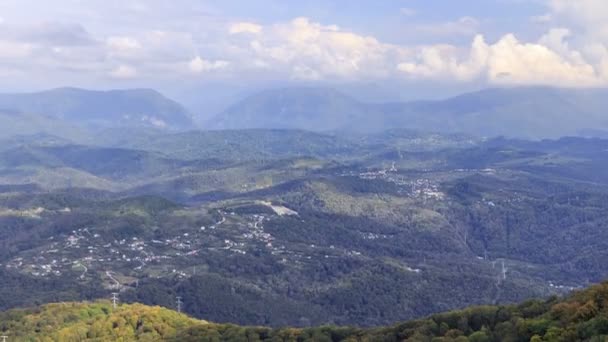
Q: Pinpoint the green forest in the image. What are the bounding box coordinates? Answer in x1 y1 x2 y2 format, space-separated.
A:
1 281 608 341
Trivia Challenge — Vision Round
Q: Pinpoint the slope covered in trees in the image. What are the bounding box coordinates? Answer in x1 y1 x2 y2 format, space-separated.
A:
2 281 608 341
1 135 608 327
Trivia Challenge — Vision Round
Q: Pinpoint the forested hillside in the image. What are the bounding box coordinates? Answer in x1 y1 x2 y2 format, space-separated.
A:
1 132 608 327
1 281 608 341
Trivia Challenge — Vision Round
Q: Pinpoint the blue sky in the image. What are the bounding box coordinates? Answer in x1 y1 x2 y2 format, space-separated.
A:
0 0 607 108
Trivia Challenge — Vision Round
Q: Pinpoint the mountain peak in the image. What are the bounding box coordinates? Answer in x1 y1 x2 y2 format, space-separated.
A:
0 87 194 132
207 86 380 132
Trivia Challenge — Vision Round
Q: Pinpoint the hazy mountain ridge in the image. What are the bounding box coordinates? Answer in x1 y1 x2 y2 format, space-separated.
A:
0 87 194 133
0 110 88 142
209 87 384 132
3 85 608 139
210 86 608 138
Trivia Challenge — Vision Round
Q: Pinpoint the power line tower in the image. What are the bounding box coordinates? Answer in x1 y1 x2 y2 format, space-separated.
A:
111 292 119 309
176 296 183 313
501 260 508 280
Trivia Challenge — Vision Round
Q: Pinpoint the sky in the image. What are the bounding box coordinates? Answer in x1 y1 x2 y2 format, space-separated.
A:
1 0 607 110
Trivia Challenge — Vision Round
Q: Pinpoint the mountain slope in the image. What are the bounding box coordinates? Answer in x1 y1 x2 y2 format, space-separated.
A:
387 87 608 139
210 86 608 138
0 302 204 341
104 129 362 160
0 110 87 141
0 87 194 131
1 281 608 341
208 87 385 132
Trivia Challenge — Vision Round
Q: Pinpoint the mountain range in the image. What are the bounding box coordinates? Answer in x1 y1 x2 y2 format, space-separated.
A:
210 86 608 138
2 86 608 139
0 88 194 137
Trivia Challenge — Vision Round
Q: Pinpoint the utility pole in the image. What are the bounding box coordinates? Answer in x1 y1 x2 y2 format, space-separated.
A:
176 296 183 313
111 293 119 309
1 335 8 342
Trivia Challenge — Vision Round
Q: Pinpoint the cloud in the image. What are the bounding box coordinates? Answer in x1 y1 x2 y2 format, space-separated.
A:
0 40 33 59
0 22 97 47
106 36 142 60
243 17 406 80
109 65 137 79
483 34 600 86
395 0 608 87
546 0 608 47
23 22 95 46
229 22 262 35
397 41 486 82
398 32 604 87
188 56 229 73
0 0 606 88
548 0 608 28
106 36 141 52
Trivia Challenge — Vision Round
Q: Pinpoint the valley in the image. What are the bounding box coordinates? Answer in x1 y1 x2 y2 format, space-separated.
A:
3 0 608 339
0 129 605 327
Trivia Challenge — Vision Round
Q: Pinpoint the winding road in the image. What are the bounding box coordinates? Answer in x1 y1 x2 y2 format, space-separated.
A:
106 271 121 289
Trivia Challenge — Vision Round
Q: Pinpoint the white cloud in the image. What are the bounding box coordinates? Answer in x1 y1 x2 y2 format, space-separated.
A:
244 17 405 80
0 0 607 88
106 36 141 60
188 56 229 73
0 40 33 58
484 34 600 86
397 40 486 81
395 0 608 87
398 32 605 87
106 36 141 51
229 22 262 35
546 0 608 45
549 0 608 27
109 65 137 79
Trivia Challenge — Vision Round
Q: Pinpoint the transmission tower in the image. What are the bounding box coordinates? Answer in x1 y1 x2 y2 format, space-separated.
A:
111 292 119 309
176 296 183 313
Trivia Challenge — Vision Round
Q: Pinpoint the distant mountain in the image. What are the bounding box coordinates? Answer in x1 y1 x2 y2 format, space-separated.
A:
208 87 385 132
389 87 608 139
209 86 608 138
0 87 194 132
0 110 87 141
